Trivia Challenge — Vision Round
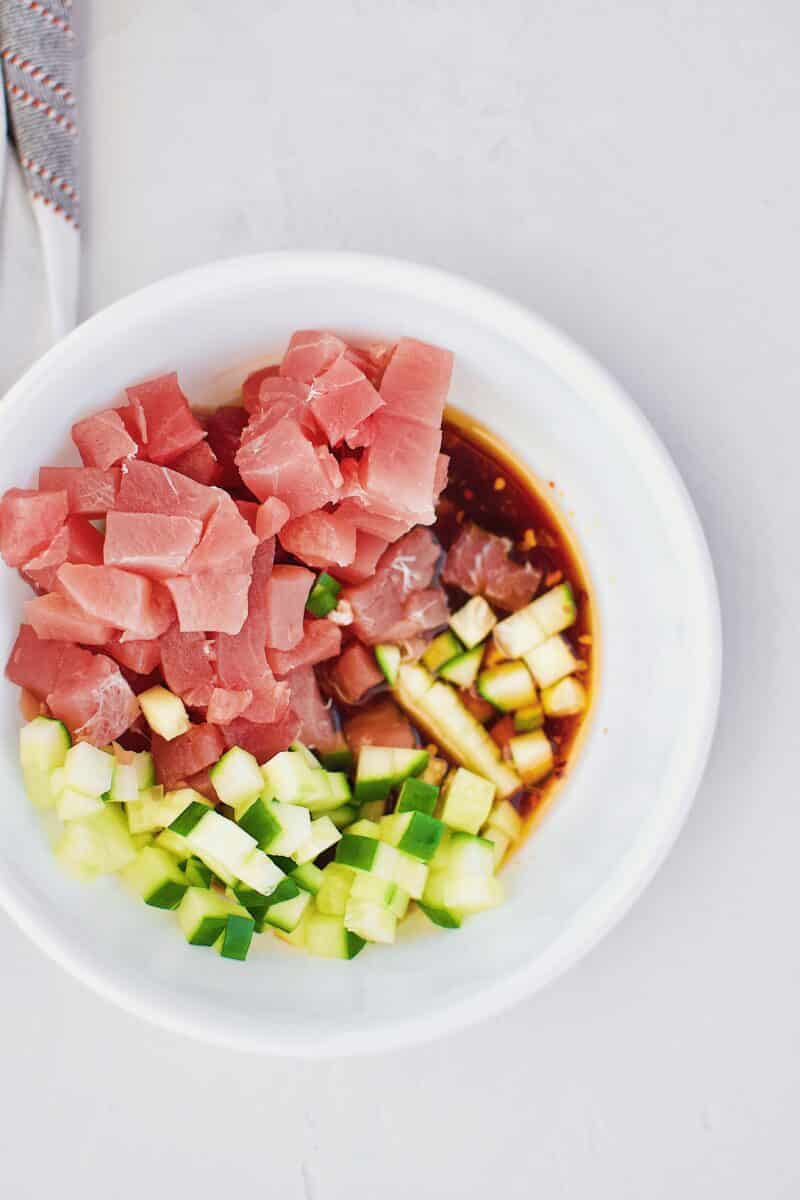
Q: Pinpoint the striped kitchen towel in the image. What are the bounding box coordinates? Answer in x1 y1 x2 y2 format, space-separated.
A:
0 0 79 336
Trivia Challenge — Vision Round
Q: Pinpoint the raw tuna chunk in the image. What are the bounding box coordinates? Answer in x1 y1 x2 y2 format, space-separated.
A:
240 673 291 725
183 767 218 804
205 405 248 489
249 377 320 437
333 531 389 584
116 402 147 451
23 516 104 593
72 409 137 469
335 496 413 543
160 625 217 707
0 488 68 567
263 565 314 650
360 414 441 524
115 460 218 522
24 593 115 645
171 440 222 487
47 652 140 745
236 500 260 532
104 635 161 676
285 665 336 750
344 342 393 388
165 571 251 635
434 454 449 499
215 539 274 690
279 511 356 569
267 618 341 677
343 527 442 644
6 625 92 700
151 723 225 790
329 641 383 704
378 337 453 428
442 523 542 612
104 511 203 579
125 373 206 465
39 467 119 516
221 711 301 763
236 411 341 515
255 497 290 541
280 330 345 384
343 698 415 752
206 687 253 724
379 586 450 642
241 365 279 413
184 494 257 575
56 564 174 640
309 357 384 447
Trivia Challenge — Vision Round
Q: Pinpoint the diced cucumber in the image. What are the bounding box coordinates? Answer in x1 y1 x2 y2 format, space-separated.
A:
508 730 554 783
327 772 352 803
263 887 312 933
167 799 211 836
320 745 355 773
290 741 323 770
529 582 577 636
55 805 136 877
482 826 511 868
484 799 523 842
359 798 387 823
304 912 366 959
177 887 247 945
57 787 105 821
390 852 428 900
393 665 521 799
233 877 300 930
418 901 462 929
138 685 190 741
262 750 334 812
514 701 544 732
396 777 439 815
128 786 210 835
22 763 59 809
215 913 256 961
354 745 429 804
349 873 409 919
210 746 264 809
155 828 192 863
439 645 484 689
344 897 397 944
421 757 448 788
422 630 464 673
379 810 444 863
449 596 497 649
523 635 579 689
336 833 397 876
477 661 538 712
344 818 381 837
293 816 341 865
20 716 70 773
427 872 504 915
132 751 156 790
291 861 324 895
440 768 495 835
306 571 342 618
184 856 214 888
327 802 359 828
63 741 115 797
121 846 188 909
541 675 587 717
273 903 312 948
238 796 311 856
374 643 402 686
437 830 495 877
236 848 286 896
493 605 547 659
131 833 153 851
185 809 257 875
315 863 356 916
108 761 139 803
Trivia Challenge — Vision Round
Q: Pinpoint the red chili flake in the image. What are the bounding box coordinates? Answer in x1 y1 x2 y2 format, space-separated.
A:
545 569 563 587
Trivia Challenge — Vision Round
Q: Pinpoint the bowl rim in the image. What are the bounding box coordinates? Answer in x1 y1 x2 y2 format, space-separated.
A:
0 251 721 1056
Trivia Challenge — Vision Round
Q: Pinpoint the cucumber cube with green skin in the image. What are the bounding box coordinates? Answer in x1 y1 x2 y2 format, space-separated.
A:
128 786 210 836
216 914 256 961
417 902 462 929
121 846 188 910
380 810 444 863
493 605 547 659
108 761 139 803
263 887 312 933
290 741 322 769
63 741 114 797
132 751 155 790
138 685 191 741
234 877 301 930
440 768 495 835
477 661 538 712
390 851 428 900
344 897 397 944
306 571 341 617
350 873 410 919
169 797 214 836
484 799 523 842
293 816 341 865
439 831 496 878
449 596 497 649
22 763 59 809
255 799 311 857
209 746 264 809
354 746 429 805
291 862 324 895
155 828 192 862
541 675 587 717
396 777 439 815
508 729 554 784
55 805 136 876
262 751 333 810
326 772 352 803
177 887 246 946
438 645 484 689
345 819 381 838
20 716 70 773
236 848 286 896
304 912 366 959
422 869 503 918
319 747 355 773
237 796 282 847
422 630 464 673
57 787 105 821
185 810 257 876
315 864 356 916
268 854 297 874
529 582 577 636
523 635 579 689
327 803 359 829
513 701 544 732
184 856 214 888
374 643 402 686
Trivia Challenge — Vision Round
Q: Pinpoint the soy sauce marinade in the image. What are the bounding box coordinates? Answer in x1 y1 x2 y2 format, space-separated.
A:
434 409 594 823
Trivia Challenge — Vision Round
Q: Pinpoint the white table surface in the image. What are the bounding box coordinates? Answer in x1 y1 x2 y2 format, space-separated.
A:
1 2 798 1196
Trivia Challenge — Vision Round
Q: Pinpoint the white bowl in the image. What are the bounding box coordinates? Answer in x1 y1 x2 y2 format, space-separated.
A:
0 253 720 1055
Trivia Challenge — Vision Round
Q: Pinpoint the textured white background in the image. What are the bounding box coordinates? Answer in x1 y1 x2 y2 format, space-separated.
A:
1 2 798 1196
